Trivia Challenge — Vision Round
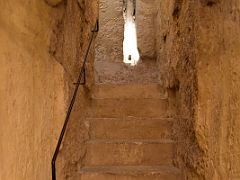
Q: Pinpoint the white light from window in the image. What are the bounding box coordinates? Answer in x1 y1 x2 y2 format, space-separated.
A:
123 1 140 66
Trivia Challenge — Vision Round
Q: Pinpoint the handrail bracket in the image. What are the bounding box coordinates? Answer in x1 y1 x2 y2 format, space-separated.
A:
73 67 86 85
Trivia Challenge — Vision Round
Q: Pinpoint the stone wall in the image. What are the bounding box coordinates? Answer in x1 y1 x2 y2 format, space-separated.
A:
155 0 240 179
136 0 157 59
0 0 97 179
49 0 98 179
196 1 240 179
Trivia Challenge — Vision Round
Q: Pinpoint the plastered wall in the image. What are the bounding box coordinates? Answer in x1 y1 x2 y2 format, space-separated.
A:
0 1 66 179
0 0 97 179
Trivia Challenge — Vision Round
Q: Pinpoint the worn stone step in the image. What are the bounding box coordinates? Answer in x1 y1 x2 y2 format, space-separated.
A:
79 165 182 180
86 98 170 118
92 84 167 99
84 140 175 166
86 117 173 140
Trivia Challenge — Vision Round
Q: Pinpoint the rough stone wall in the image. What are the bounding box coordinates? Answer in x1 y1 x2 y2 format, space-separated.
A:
196 1 240 179
96 0 124 64
155 1 202 179
49 0 98 179
136 0 157 59
0 0 97 179
156 0 240 179
50 0 98 86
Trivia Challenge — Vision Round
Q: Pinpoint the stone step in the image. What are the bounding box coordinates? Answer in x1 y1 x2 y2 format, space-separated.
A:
92 84 167 99
86 117 173 140
79 165 182 180
87 98 170 118
84 140 175 166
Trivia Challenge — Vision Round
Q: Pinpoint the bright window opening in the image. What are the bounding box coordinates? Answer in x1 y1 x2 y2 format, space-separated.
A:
123 0 140 66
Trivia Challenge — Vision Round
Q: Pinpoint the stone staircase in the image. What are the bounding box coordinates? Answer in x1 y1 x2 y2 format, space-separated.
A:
78 84 182 180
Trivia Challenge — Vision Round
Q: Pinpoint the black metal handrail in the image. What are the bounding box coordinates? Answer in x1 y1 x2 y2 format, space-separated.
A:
51 20 99 180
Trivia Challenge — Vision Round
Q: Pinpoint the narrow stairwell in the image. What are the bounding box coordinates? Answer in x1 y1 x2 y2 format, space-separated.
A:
78 84 182 180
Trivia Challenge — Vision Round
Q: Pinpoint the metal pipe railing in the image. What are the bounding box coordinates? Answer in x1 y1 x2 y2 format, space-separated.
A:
51 19 99 180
